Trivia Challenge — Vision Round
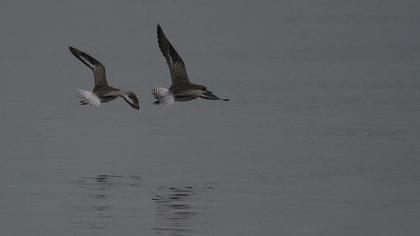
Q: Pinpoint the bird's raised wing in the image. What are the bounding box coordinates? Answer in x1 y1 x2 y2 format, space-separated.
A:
157 25 190 85
69 46 109 91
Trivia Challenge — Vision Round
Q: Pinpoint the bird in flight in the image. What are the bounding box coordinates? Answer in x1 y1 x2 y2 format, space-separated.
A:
69 46 140 110
152 24 229 106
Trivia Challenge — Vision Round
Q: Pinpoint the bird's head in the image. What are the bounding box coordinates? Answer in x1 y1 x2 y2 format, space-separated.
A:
198 86 229 101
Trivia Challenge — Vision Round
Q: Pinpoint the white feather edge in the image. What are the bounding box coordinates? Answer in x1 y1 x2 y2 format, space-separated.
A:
77 54 95 69
152 87 175 106
77 89 101 106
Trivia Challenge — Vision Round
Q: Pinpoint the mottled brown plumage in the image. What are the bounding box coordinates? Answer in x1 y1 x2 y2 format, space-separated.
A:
153 25 229 106
69 46 140 110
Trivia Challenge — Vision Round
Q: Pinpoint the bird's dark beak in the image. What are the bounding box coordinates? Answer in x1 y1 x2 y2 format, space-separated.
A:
201 90 229 101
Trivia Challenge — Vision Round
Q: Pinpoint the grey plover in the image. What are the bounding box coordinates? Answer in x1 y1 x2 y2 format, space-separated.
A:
152 24 229 106
69 46 139 110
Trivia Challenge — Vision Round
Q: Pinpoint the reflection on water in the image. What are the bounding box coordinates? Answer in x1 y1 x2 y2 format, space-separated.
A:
68 174 142 233
152 185 213 236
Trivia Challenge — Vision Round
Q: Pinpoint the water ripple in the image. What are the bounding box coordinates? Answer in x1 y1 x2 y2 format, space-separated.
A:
152 185 213 236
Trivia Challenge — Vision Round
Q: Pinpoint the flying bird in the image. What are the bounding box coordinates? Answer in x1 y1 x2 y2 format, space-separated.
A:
152 24 229 106
69 46 139 110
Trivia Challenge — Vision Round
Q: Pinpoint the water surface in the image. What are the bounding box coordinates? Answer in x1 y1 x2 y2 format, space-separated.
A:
1 0 420 235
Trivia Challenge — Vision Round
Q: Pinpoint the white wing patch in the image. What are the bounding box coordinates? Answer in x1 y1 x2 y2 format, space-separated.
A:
79 56 95 70
152 87 175 107
122 95 135 106
77 89 101 107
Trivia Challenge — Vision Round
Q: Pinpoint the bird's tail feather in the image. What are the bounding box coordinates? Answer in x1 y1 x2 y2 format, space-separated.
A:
152 87 175 106
77 89 101 107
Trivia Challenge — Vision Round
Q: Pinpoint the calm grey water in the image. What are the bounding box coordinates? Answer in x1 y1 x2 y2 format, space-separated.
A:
1 0 420 235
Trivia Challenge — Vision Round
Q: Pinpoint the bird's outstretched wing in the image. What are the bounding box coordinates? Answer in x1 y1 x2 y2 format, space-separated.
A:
69 46 109 91
157 25 190 85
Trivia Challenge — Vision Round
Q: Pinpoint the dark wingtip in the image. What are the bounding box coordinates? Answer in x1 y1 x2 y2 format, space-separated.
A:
129 103 140 110
157 24 165 36
68 46 79 56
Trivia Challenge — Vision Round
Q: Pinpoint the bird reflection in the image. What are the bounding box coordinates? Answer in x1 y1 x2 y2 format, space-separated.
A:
152 186 213 236
68 174 142 232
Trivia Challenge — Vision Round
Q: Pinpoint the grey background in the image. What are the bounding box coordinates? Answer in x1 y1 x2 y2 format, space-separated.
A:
1 0 420 235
